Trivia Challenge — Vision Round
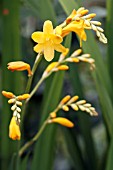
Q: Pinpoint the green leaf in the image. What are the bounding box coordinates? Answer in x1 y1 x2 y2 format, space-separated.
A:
59 0 79 14
106 0 113 86
106 138 113 170
1 0 23 169
26 0 56 24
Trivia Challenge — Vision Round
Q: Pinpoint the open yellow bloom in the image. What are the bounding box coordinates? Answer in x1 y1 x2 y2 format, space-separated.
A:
9 117 21 140
7 61 32 77
31 20 67 62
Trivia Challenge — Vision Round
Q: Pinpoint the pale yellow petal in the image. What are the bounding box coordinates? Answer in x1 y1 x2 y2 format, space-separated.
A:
51 34 63 44
43 20 54 34
34 44 44 53
31 32 45 43
44 44 54 61
54 44 66 53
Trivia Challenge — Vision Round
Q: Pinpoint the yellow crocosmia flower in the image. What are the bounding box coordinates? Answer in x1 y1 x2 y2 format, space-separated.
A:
31 20 67 62
2 91 15 98
17 94 30 100
51 117 74 128
9 117 21 140
62 20 87 46
7 61 32 77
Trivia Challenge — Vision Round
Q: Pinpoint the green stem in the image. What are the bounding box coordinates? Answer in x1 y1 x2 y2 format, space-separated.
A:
26 76 45 103
25 53 42 93
19 116 50 157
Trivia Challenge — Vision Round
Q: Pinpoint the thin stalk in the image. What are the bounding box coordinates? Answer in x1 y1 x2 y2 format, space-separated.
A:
26 76 45 103
19 116 50 157
25 53 42 93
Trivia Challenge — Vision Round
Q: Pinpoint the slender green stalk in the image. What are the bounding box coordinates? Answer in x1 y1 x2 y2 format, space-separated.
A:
26 76 45 103
19 116 50 157
25 53 42 93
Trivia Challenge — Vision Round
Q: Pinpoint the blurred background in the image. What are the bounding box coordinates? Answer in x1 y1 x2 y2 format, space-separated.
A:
1 0 113 170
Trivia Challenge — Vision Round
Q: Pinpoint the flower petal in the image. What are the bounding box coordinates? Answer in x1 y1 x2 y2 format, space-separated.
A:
51 34 63 44
43 20 54 34
31 32 45 43
44 44 54 61
34 44 44 53
54 44 66 53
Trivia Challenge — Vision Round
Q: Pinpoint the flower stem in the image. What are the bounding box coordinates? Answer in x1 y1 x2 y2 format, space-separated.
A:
26 76 45 103
19 116 50 157
25 53 42 93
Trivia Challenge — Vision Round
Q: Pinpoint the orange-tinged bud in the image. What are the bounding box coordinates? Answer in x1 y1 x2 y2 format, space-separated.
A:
50 117 74 128
66 9 77 24
45 62 58 73
60 95 71 105
57 65 69 71
9 117 21 140
68 96 79 104
17 94 30 100
7 61 32 77
62 105 69 111
50 112 57 118
2 91 15 98
80 9 89 16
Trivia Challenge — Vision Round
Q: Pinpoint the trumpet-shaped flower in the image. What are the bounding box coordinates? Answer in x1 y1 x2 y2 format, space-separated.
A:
7 61 32 77
62 20 87 46
9 117 21 140
31 20 67 62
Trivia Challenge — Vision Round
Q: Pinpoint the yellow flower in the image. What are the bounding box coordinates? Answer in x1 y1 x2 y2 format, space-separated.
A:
9 117 21 140
62 20 87 46
7 61 32 77
31 20 67 62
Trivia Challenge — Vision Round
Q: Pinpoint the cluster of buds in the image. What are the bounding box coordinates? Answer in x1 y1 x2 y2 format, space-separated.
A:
42 49 95 79
2 91 30 140
47 95 98 129
64 7 107 44
78 8 107 44
57 95 98 116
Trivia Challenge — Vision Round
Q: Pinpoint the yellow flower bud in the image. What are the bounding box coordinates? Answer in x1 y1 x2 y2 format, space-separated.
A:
50 117 74 128
7 61 32 77
60 95 71 105
71 49 82 57
57 65 69 71
17 94 30 100
9 117 21 140
62 105 69 111
45 62 58 73
80 9 89 16
2 91 15 99
71 104 79 111
50 112 57 118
